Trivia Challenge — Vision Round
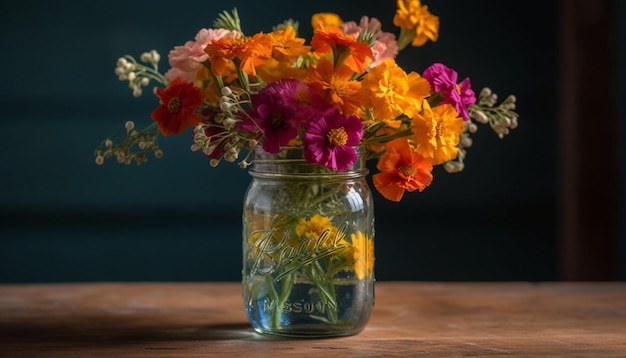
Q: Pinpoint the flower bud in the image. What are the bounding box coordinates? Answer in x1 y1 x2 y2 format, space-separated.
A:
140 52 151 63
220 101 232 112
461 136 473 147
479 87 492 98
472 110 489 124
221 86 233 97
125 121 135 132
150 50 160 63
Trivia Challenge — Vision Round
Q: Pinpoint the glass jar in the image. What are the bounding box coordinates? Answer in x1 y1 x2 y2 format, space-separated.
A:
242 146 375 337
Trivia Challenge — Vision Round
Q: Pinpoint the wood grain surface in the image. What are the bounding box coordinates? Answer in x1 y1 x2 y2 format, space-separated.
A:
1 282 625 357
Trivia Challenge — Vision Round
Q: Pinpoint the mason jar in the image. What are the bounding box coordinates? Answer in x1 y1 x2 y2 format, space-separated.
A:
241 146 375 337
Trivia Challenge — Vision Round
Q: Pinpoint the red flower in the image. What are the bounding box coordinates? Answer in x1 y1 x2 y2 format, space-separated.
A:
151 78 203 135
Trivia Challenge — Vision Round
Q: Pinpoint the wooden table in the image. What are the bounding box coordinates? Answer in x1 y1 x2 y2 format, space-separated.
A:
1 282 625 357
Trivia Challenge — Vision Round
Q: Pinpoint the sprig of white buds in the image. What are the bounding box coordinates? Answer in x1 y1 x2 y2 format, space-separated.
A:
114 50 165 97
94 121 162 165
443 87 519 173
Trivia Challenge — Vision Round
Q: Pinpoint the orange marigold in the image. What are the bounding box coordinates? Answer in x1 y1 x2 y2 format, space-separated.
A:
411 101 464 165
372 137 433 202
204 33 272 76
306 57 363 116
268 26 311 62
359 58 431 122
311 13 343 30
151 78 203 136
393 0 440 47
311 25 372 74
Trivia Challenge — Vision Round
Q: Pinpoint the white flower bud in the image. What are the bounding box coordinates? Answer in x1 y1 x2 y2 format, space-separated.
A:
140 77 150 86
479 87 492 98
117 57 128 67
132 88 142 97
468 122 478 133
248 139 258 147
510 118 518 129
210 158 220 167
472 110 489 124
95 156 105 165
443 162 459 173
140 52 151 62
127 72 136 81
223 117 238 130
220 101 233 112
105 139 113 147
221 86 233 97
501 117 512 127
125 121 135 132
154 150 163 158
504 95 516 103
150 50 160 63
461 136 473 147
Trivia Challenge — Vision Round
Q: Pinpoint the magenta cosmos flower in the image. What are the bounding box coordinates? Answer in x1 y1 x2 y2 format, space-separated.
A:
422 63 476 121
303 108 363 171
244 81 302 154
257 79 328 124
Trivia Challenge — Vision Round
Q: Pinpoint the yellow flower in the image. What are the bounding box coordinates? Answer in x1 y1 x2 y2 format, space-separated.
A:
351 231 374 280
311 13 343 30
359 58 431 122
394 0 440 48
411 101 465 165
296 214 336 240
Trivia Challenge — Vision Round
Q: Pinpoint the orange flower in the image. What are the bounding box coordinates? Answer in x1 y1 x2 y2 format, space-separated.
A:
359 58 431 122
256 58 308 83
306 57 363 116
372 137 433 202
151 78 203 136
311 25 372 74
268 26 311 62
311 13 343 30
411 101 465 165
204 33 272 76
394 0 440 47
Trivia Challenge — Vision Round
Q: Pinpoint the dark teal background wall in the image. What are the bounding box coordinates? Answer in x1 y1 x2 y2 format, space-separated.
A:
0 0 620 282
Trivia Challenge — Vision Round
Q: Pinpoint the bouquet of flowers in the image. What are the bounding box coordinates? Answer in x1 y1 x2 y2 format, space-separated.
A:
95 0 519 335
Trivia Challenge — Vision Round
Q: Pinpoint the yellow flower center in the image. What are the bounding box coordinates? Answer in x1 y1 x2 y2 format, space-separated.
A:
331 77 350 97
398 164 417 178
167 96 181 114
326 127 348 147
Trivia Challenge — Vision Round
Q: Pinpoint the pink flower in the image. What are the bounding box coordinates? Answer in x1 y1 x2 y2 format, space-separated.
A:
341 16 398 69
422 63 476 121
303 108 363 171
164 28 240 82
